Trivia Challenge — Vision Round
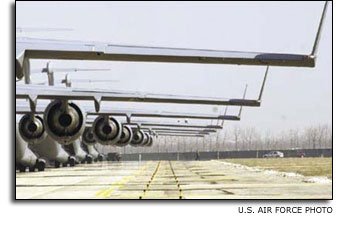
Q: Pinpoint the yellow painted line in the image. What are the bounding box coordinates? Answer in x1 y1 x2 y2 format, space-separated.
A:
94 162 152 198
95 189 107 197
167 161 184 199
139 161 161 199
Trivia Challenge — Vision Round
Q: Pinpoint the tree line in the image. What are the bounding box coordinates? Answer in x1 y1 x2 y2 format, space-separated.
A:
98 123 332 154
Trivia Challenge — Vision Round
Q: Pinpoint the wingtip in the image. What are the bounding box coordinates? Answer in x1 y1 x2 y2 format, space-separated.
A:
310 1 329 57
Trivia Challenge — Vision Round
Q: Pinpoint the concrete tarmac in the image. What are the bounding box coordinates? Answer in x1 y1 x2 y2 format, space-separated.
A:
16 161 332 199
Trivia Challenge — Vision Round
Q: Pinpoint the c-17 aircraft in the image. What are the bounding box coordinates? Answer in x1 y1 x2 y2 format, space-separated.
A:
16 101 242 169
16 118 216 170
15 79 245 168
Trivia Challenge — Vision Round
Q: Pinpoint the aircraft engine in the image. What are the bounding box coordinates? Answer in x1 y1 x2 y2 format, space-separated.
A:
92 116 122 145
141 132 150 146
19 114 47 144
116 125 133 147
16 59 23 80
130 129 145 146
146 135 153 147
43 100 85 145
82 127 97 145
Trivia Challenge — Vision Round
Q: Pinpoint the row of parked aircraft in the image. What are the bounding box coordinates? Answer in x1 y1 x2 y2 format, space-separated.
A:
15 2 328 172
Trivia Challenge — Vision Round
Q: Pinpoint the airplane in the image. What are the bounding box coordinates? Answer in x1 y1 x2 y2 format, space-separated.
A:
16 80 247 168
16 105 239 169
16 2 328 82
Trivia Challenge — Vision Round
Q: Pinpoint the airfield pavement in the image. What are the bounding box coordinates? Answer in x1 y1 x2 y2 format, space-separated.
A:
16 160 332 199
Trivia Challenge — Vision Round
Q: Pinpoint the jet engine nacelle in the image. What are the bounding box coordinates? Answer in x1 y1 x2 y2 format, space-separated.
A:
141 132 150 146
130 129 146 146
92 116 122 145
82 127 97 145
44 100 85 145
146 134 153 147
19 114 47 144
116 125 133 147
16 59 23 80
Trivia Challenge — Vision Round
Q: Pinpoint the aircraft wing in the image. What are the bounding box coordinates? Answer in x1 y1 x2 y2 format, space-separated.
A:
16 103 240 121
17 36 314 67
87 109 239 121
16 2 328 79
130 122 223 129
16 84 261 112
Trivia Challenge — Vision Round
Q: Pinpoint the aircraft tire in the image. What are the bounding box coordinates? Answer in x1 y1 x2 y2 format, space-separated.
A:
37 161 45 171
55 161 61 168
18 165 26 172
86 155 93 164
69 158 76 167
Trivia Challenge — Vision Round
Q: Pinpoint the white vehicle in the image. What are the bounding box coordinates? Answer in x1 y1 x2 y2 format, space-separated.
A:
263 151 284 158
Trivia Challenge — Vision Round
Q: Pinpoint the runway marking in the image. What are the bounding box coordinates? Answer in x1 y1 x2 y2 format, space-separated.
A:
138 161 184 199
168 161 183 199
16 161 332 199
94 162 151 198
139 161 161 199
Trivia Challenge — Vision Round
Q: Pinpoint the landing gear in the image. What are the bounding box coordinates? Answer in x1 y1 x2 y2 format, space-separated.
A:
37 160 45 171
98 154 104 162
86 155 93 164
68 156 76 167
29 167 35 172
55 161 61 168
35 159 46 172
18 164 26 172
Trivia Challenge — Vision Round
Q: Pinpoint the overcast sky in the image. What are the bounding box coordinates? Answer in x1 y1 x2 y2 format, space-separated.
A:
16 1 332 134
